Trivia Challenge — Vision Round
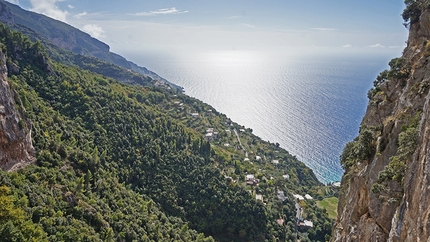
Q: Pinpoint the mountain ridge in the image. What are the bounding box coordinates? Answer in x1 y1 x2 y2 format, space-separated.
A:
0 0 183 91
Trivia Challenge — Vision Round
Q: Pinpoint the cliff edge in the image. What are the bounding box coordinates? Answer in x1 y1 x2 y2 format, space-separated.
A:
0 49 35 171
333 1 430 241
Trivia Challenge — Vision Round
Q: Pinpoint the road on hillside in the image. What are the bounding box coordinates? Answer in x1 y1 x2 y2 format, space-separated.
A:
233 129 248 158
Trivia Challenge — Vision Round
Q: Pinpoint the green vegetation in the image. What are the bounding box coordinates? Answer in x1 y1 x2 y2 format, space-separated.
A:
1 0 177 90
8 23 156 87
373 111 421 198
0 23 333 241
340 126 376 170
316 197 338 220
368 57 411 99
402 0 421 26
0 185 48 241
370 110 420 206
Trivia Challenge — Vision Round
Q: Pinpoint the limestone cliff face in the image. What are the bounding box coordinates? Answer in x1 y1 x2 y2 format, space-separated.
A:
333 1 430 241
0 50 35 171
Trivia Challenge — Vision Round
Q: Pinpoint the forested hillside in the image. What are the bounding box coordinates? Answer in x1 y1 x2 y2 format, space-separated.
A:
0 22 332 241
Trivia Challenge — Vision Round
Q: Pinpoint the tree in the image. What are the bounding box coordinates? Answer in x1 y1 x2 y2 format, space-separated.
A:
0 186 47 241
402 0 421 26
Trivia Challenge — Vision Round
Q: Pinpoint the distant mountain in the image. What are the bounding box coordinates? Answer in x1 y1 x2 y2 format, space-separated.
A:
0 0 182 90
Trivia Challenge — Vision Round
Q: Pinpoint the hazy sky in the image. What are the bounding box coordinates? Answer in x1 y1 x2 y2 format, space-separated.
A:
6 0 409 55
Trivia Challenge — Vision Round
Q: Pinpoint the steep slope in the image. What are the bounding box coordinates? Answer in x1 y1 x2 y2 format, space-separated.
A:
0 23 331 241
333 1 430 241
0 0 181 90
0 49 34 171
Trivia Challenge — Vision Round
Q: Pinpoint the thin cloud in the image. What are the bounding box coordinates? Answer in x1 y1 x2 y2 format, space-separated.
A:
368 43 385 48
29 0 68 22
242 23 255 28
67 4 74 9
132 7 188 16
73 11 104 19
311 28 336 31
82 24 105 39
342 44 352 48
226 15 242 19
74 12 87 19
5 0 19 4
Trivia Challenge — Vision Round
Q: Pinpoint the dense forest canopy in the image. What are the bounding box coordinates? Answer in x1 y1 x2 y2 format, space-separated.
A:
0 22 333 241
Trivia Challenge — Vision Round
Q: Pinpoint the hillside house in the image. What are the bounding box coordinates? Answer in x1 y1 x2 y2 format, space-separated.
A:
204 128 218 141
277 190 287 202
246 174 259 186
205 132 214 141
298 219 314 230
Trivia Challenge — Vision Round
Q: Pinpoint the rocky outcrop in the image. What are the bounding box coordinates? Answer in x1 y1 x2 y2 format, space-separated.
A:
0 50 35 171
333 1 430 241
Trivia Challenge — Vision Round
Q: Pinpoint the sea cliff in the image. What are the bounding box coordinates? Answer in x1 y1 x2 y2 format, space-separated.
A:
333 1 430 241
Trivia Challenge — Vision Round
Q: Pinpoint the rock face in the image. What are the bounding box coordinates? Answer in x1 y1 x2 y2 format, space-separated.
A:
0 50 35 171
333 1 430 241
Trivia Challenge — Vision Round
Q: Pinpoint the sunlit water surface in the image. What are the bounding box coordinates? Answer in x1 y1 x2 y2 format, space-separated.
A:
125 50 393 184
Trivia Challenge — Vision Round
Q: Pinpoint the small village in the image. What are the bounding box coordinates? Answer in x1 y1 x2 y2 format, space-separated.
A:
177 107 330 231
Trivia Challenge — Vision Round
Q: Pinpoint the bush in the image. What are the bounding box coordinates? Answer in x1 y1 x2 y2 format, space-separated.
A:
340 128 375 169
402 0 421 26
375 118 419 190
371 57 410 90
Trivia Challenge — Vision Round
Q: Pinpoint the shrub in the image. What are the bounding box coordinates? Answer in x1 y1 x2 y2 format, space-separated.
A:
402 0 421 26
340 128 375 169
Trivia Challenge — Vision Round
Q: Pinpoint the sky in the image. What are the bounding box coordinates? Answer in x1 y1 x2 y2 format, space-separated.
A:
5 0 409 56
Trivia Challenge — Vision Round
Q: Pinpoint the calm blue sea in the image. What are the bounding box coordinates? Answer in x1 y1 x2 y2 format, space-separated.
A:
124 49 395 184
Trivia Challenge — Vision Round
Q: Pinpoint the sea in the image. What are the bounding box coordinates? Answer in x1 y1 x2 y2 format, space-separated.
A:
123 49 397 184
